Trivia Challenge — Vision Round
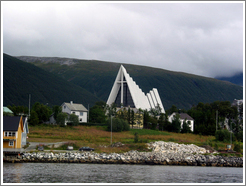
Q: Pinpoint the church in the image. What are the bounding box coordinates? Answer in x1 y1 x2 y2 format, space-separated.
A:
106 65 165 113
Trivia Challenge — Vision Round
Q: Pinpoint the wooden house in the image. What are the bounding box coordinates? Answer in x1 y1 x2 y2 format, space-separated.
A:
61 101 88 124
3 116 24 149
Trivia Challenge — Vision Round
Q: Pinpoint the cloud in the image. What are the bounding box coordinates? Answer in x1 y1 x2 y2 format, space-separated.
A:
2 2 244 78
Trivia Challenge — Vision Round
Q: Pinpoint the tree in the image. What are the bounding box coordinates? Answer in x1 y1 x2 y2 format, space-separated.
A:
215 129 235 142
116 107 127 121
105 103 117 118
28 110 39 125
89 102 107 123
7 105 28 116
56 112 68 126
170 114 181 133
166 105 178 115
135 108 143 129
181 119 191 133
143 109 151 129
32 102 52 124
69 114 79 126
130 109 135 128
107 117 130 132
52 105 62 121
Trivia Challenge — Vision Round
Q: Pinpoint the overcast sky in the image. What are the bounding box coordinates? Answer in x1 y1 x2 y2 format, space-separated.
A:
2 1 244 78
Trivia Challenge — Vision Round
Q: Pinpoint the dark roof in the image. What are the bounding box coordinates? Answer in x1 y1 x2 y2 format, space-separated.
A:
179 113 194 120
3 116 22 131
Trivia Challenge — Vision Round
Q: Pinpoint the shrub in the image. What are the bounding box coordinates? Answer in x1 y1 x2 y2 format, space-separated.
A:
214 143 219 151
134 132 139 143
215 129 235 142
68 114 79 126
235 131 243 142
107 118 130 132
233 143 242 153
56 112 68 126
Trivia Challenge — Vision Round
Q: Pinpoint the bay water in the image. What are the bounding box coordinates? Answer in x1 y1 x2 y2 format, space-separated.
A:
3 163 243 183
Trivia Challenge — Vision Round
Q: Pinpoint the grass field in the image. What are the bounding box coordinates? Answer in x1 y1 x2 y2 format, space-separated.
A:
27 124 236 153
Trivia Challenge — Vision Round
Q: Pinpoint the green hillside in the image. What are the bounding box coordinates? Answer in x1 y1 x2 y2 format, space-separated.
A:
16 56 243 110
3 54 102 107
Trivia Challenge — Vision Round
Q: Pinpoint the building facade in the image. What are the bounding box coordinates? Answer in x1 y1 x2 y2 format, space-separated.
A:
61 101 88 123
168 112 194 132
3 116 24 149
107 65 165 113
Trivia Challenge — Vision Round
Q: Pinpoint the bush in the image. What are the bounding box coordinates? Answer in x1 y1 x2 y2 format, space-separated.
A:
68 114 79 126
214 143 219 151
56 112 68 126
134 132 139 143
215 129 235 142
233 143 242 153
235 131 243 142
107 118 130 132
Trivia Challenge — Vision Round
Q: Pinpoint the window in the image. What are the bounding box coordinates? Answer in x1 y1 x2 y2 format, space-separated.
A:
80 119 82 122
10 132 15 136
9 141 14 146
4 132 16 137
80 112 83 116
64 106 66 109
73 112 76 114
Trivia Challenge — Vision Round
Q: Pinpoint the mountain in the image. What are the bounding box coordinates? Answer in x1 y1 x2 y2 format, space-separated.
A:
15 56 243 110
3 54 101 107
215 73 243 86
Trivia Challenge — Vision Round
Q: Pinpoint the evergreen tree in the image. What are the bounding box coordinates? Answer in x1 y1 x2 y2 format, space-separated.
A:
130 109 135 128
171 114 181 133
181 119 191 133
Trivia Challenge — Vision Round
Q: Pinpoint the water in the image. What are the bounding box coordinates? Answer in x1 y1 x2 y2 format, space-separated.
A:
3 163 243 183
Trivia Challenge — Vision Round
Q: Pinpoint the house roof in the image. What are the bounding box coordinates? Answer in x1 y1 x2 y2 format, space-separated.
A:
178 113 194 120
3 116 22 131
3 107 13 113
63 102 88 112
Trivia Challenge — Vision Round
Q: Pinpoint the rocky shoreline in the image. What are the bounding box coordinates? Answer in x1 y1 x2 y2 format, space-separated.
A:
4 141 243 167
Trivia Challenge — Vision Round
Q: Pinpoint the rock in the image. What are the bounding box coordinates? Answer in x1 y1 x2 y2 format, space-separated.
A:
12 141 242 167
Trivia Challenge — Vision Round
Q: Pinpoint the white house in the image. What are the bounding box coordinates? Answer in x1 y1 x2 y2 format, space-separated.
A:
61 101 88 124
168 112 194 132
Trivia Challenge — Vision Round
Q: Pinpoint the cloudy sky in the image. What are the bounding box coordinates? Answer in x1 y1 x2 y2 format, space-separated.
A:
2 1 244 78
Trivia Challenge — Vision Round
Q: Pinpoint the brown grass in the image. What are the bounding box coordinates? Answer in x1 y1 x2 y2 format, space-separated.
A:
27 125 225 153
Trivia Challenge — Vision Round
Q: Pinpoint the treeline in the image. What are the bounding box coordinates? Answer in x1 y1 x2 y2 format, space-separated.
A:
88 100 243 142
6 102 80 126
5 100 243 143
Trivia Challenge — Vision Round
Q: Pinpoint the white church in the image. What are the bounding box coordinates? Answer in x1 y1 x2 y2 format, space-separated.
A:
106 65 165 113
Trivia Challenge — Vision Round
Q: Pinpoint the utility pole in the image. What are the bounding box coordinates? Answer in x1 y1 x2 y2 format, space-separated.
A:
216 110 218 131
28 94 31 117
88 104 89 123
111 115 112 145
230 121 232 151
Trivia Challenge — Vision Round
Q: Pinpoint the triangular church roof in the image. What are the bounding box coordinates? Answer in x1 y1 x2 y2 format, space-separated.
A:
107 65 165 113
